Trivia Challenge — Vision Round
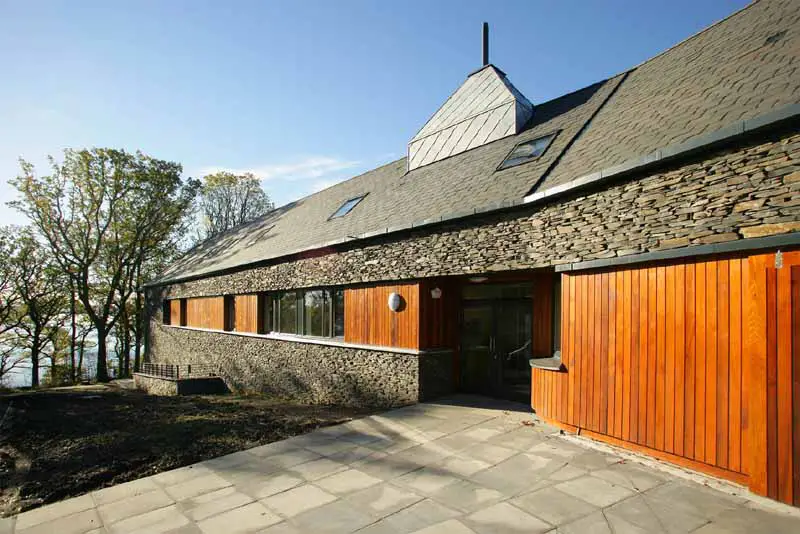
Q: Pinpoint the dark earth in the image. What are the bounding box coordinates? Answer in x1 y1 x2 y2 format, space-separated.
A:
0 386 374 517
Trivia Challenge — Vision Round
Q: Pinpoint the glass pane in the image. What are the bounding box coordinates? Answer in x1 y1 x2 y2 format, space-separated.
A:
304 290 329 337
331 196 364 219
552 276 561 352
333 289 345 337
278 292 297 334
261 294 271 334
463 283 532 300
460 305 493 394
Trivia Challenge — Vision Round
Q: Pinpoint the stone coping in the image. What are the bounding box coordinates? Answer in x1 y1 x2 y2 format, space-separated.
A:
161 324 454 356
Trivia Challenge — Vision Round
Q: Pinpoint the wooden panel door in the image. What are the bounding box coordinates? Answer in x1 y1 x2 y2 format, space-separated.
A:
747 250 800 506
532 255 750 484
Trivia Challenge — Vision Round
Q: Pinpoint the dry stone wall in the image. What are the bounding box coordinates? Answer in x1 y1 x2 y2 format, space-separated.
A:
158 128 800 299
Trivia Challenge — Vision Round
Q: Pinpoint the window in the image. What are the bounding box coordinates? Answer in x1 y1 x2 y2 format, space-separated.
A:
274 292 299 334
333 289 345 337
259 293 271 334
270 288 346 338
329 194 366 219
224 295 236 331
304 290 331 337
498 132 557 170
162 300 171 325
179 299 187 326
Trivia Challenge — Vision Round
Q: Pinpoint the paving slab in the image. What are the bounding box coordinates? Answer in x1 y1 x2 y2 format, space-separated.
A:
196 501 280 533
288 498 374 533
8 395 800 534
179 486 254 522
344 482 424 519
315 468 382 495
511 486 597 526
465 502 552 534
260 483 338 518
97 488 173 525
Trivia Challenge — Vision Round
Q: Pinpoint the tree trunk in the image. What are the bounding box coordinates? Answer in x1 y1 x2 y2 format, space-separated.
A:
96 327 109 382
77 341 84 382
30 336 40 388
133 285 142 373
70 283 76 383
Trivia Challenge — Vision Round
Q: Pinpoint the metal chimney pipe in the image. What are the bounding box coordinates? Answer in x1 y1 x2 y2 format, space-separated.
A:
482 22 489 66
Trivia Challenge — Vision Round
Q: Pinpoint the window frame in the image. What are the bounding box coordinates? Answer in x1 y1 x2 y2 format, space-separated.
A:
497 131 559 171
328 194 367 220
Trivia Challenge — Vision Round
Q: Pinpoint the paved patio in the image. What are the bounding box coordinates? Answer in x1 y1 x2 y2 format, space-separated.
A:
4 396 800 534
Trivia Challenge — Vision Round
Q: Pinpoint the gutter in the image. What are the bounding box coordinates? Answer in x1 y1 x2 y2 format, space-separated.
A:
144 102 800 289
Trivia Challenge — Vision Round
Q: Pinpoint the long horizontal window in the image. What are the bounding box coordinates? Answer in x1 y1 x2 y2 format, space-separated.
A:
167 289 345 340
269 288 345 338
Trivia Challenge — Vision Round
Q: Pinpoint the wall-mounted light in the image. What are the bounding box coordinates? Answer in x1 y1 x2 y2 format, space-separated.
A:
388 292 402 312
468 276 489 283
430 287 442 299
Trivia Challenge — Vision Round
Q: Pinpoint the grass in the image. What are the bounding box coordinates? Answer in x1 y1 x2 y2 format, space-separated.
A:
0 387 373 516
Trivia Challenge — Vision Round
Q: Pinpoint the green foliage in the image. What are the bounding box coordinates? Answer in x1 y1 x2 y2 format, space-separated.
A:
196 171 274 240
11 148 200 382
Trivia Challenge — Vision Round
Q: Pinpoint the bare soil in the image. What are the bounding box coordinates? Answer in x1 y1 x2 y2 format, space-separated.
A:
0 387 374 517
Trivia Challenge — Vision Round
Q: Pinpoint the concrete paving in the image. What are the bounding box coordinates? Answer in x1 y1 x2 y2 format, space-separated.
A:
5 395 800 533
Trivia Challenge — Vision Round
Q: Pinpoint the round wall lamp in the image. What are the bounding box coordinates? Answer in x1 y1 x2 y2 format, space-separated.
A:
388 292 402 312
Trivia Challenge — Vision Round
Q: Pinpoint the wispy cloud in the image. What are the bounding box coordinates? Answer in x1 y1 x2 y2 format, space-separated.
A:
198 156 360 182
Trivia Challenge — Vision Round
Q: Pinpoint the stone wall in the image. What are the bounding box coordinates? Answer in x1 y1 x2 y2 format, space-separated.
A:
157 127 800 299
149 325 424 407
133 373 178 396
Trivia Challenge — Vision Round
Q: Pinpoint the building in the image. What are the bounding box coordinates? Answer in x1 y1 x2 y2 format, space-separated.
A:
143 0 800 506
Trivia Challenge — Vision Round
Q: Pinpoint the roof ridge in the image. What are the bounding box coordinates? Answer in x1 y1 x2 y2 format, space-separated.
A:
617 0 760 76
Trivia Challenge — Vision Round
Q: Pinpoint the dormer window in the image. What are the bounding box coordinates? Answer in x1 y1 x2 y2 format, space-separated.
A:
498 132 558 170
329 194 366 219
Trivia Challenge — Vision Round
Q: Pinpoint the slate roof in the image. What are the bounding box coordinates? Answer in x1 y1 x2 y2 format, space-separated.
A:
154 0 800 286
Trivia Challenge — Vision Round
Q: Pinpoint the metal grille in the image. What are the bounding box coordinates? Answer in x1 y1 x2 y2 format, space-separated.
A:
140 363 218 379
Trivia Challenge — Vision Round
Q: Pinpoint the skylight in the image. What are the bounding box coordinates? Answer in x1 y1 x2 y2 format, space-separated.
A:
498 132 557 170
329 194 366 219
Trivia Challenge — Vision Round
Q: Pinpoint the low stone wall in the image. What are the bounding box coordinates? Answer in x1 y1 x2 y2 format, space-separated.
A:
133 373 178 396
147 325 442 407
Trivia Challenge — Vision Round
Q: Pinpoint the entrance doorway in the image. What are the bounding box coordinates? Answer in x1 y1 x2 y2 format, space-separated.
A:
460 282 532 402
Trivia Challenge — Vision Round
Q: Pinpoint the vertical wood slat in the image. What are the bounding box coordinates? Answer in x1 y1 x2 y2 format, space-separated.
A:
234 294 260 333
184 297 225 330
791 266 800 507
776 266 793 504
344 282 420 349
533 255 756 483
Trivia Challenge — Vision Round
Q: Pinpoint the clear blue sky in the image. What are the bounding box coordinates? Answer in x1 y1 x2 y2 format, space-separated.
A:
0 0 748 226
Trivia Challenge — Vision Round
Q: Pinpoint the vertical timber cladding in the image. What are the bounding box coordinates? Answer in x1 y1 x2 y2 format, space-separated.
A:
532 255 751 484
169 300 181 325
747 250 800 506
185 296 225 330
344 282 421 349
233 294 261 334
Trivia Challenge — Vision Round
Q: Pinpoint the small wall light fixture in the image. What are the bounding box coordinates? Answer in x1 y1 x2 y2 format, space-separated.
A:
388 292 402 312
430 287 442 299
468 276 489 283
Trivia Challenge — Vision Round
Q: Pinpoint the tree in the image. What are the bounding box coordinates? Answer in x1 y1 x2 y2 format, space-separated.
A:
0 228 23 384
11 148 199 382
196 171 273 240
10 228 68 387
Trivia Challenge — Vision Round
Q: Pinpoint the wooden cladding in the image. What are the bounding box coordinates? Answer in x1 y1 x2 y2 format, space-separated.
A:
747 250 800 506
185 297 225 330
533 257 750 481
344 282 420 349
234 294 261 334
419 279 457 350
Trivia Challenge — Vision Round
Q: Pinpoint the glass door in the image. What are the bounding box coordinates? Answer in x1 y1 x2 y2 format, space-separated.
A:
495 301 532 403
460 287 533 401
460 304 495 395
